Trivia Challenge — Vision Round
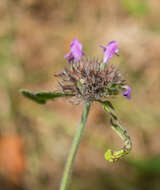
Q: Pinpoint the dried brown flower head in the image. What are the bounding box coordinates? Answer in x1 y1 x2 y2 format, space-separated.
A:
54 58 126 104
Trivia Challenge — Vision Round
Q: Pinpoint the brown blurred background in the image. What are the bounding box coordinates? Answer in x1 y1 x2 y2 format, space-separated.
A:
0 0 160 190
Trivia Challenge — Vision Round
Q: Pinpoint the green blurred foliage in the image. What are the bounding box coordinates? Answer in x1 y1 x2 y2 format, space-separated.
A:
121 0 149 17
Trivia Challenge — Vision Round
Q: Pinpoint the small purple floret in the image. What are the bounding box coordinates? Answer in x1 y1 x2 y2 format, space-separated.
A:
123 85 131 100
100 41 119 63
64 39 84 63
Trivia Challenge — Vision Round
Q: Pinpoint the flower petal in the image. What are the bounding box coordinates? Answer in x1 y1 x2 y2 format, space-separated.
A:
123 85 131 100
64 39 84 63
100 41 119 63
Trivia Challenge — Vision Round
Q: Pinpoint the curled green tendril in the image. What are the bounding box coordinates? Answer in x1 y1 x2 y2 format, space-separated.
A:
99 100 132 163
105 149 130 163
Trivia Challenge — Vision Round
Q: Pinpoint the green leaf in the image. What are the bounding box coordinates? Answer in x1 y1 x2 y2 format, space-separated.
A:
20 89 73 104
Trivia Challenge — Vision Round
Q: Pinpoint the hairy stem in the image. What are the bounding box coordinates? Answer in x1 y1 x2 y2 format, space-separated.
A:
59 102 91 190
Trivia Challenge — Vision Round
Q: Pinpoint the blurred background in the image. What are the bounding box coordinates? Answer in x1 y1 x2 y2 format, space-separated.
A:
0 0 160 189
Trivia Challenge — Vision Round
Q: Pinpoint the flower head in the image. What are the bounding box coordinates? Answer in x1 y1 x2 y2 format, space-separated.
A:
64 39 84 63
55 58 125 104
100 41 119 63
123 85 131 99
55 39 130 104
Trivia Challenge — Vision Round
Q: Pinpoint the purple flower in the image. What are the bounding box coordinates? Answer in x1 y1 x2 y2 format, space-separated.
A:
123 85 131 100
64 39 84 63
100 41 119 63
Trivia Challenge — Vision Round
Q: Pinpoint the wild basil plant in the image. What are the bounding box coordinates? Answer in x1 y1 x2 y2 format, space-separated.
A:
21 39 132 190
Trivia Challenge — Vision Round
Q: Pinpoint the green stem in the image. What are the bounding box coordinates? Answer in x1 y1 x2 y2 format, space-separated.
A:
59 102 91 190
99 100 132 162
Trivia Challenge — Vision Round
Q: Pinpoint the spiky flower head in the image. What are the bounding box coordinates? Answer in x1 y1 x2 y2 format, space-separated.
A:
55 39 130 104
55 59 125 104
